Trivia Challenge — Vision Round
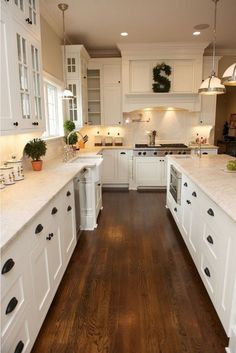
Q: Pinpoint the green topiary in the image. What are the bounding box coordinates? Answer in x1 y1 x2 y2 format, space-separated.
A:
67 132 78 145
64 120 75 133
24 138 47 161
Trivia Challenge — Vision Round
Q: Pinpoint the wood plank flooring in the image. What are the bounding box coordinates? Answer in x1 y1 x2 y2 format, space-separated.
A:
32 190 228 353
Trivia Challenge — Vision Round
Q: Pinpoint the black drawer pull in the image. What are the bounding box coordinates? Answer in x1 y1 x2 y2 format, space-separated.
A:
202 152 208 155
174 207 177 212
204 267 211 278
51 207 58 215
2 258 15 274
184 182 188 187
66 191 71 197
207 208 214 217
67 205 72 212
120 152 126 155
207 235 214 244
14 340 24 353
35 224 43 234
13 122 19 126
186 200 191 205
192 191 197 197
6 297 18 315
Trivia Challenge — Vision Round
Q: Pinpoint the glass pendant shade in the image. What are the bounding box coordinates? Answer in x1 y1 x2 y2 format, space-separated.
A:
199 74 226 95
222 63 236 86
62 88 74 99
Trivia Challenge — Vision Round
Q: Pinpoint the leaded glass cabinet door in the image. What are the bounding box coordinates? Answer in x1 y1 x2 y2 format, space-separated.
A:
31 43 43 128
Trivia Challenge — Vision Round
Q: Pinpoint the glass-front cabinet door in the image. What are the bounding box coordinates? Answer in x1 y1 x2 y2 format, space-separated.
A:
11 0 40 36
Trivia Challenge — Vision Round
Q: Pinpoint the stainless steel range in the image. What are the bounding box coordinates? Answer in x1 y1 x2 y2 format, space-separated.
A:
133 143 191 157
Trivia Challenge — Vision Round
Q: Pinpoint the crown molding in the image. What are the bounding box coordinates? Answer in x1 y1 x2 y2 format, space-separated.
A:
204 48 236 56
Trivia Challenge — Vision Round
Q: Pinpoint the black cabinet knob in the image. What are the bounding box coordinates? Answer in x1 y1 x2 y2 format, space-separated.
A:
67 205 72 212
192 191 197 197
204 267 211 278
206 235 214 245
186 200 191 205
51 207 58 215
2 258 15 274
25 17 32 24
13 122 19 126
46 235 51 240
174 207 177 212
14 341 24 353
35 224 43 234
66 191 71 197
98 183 101 186
49 232 54 238
6 297 18 315
184 182 188 187
207 208 214 217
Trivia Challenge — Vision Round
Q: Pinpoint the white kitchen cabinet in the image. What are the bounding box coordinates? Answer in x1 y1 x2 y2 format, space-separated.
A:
166 159 236 345
1 3 45 134
64 45 90 128
1 180 77 352
172 61 194 92
130 61 151 92
87 58 122 126
134 157 166 188
102 149 131 185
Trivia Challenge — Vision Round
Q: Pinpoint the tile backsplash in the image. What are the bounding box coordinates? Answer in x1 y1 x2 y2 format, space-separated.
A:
80 111 214 147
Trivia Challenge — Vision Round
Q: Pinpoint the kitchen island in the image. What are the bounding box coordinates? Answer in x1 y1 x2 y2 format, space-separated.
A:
166 154 236 353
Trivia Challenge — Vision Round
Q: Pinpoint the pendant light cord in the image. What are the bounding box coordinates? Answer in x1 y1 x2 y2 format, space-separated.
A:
212 0 219 76
63 9 67 90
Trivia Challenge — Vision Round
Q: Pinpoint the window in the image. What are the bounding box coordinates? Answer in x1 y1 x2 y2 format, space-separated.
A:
43 75 63 138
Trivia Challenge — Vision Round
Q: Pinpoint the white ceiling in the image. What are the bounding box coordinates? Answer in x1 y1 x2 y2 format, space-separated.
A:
40 0 236 57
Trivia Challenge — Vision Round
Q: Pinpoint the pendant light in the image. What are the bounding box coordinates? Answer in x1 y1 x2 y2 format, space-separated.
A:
198 0 225 95
222 63 236 86
58 3 74 100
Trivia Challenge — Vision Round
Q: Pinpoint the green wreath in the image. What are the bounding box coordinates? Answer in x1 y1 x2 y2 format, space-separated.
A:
152 62 172 92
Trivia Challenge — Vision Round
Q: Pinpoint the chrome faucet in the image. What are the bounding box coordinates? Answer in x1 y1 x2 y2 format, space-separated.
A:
63 130 85 162
66 129 84 145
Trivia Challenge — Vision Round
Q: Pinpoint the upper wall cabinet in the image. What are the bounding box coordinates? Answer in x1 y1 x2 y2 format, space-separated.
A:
0 2 45 135
64 45 90 128
88 58 122 126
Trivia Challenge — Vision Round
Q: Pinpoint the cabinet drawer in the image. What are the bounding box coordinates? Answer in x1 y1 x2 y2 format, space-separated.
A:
1 275 26 339
202 222 229 263
1 311 31 353
200 254 217 306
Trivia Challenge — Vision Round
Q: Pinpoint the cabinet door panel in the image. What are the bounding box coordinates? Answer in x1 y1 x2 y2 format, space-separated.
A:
117 151 129 183
130 61 151 92
0 10 18 132
103 64 121 85
172 61 194 92
135 158 162 186
30 243 50 320
47 226 63 288
103 86 121 126
102 150 116 183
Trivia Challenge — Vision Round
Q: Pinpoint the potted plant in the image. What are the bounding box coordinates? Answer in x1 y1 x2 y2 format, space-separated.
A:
63 120 78 148
24 138 47 171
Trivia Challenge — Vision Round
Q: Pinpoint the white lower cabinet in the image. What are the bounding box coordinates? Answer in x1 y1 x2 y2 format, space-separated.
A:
102 149 131 185
166 161 236 352
0 180 77 353
134 157 166 187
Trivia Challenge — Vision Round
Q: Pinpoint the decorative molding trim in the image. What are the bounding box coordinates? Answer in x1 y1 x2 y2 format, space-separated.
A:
204 48 236 56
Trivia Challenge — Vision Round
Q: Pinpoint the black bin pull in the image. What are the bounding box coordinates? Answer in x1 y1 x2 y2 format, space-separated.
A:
184 182 188 187
51 207 58 215
14 340 24 353
6 297 18 315
2 258 15 275
35 224 43 234
204 267 211 278
207 208 214 217
192 191 197 197
66 191 71 197
67 205 72 212
120 152 126 155
207 235 214 244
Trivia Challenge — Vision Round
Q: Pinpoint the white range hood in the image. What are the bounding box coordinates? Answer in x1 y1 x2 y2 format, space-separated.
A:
118 42 209 113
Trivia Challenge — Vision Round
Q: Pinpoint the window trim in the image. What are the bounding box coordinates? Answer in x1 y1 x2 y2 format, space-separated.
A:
42 71 64 139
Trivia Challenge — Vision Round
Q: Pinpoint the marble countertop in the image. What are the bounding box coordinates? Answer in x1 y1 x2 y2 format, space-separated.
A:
168 154 236 223
0 157 99 251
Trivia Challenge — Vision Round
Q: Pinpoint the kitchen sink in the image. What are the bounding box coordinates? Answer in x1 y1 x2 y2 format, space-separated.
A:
174 155 193 159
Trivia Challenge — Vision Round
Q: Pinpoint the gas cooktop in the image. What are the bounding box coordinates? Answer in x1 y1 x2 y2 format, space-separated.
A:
133 143 191 157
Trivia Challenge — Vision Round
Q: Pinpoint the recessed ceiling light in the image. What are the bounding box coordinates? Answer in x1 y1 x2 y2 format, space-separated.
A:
193 31 201 36
120 32 128 37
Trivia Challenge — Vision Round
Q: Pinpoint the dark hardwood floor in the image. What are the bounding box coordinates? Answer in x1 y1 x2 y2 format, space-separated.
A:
32 190 228 353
